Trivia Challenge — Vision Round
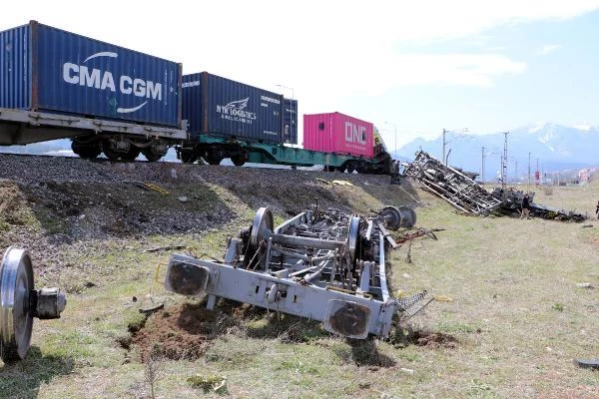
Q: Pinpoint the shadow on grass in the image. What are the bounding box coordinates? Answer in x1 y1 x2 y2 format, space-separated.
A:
0 346 74 398
332 339 397 368
244 312 331 343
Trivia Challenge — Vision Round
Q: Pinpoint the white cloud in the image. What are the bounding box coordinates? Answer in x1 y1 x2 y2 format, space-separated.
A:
536 45 562 55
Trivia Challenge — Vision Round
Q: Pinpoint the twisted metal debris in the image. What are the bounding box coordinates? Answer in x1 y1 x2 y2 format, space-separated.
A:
164 205 431 339
403 151 502 215
404 151 587 222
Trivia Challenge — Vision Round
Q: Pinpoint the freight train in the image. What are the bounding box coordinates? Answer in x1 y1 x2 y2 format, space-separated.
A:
0 21 394 175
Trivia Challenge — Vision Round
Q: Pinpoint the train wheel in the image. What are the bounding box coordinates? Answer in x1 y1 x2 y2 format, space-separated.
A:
336 165 346 173
205 154 222 165
81 146 101 160
180 150 197 164
0 247 34 363
72 141 101 160
231 153 247 167
142 148 163 162
101 141 122 161
122 146 141 162
324 165 334 172
347 163 356 174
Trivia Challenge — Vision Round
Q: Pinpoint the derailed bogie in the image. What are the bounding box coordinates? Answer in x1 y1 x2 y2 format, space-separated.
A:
164 205 429 339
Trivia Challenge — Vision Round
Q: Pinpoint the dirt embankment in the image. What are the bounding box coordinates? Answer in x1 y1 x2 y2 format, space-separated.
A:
0 154 420 264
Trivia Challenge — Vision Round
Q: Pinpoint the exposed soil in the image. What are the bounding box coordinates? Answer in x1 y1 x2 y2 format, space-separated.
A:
407 329 458 349
131 300 330 361
132 302 232 361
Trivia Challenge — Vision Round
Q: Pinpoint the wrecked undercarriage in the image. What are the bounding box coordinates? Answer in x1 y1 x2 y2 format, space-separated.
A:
164 205 432 339
404 151 587 222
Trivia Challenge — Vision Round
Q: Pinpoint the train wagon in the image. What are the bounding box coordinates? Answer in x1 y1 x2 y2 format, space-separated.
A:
303 112 375 158
180 72 289 165
0 20 186 161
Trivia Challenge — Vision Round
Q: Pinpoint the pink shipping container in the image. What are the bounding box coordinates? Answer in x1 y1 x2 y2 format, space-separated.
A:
303 112 374 158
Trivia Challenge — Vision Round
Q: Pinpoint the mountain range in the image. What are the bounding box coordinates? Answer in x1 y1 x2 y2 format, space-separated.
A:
395 123 599 181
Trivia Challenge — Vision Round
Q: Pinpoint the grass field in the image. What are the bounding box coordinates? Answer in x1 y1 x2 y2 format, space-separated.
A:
1 179 599 398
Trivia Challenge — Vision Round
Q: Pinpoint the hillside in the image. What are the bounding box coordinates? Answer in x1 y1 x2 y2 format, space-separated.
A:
0 154 598 398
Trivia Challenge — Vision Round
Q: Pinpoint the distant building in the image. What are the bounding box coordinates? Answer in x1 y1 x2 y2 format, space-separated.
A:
578 168 592 184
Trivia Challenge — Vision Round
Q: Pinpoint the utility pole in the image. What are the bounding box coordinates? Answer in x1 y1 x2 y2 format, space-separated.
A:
514 160 518 183
501 132 509 190
442 128 447 166
481 146 485 184
536 158 539 186
528 152 531 194
394 125 397 160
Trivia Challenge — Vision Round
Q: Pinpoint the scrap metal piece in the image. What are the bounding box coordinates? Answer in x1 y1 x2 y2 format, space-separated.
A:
165 205 427 339
0 247 66 364
574 358 599 369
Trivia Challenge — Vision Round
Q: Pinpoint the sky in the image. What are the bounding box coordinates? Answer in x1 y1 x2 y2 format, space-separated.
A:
2 0 599 150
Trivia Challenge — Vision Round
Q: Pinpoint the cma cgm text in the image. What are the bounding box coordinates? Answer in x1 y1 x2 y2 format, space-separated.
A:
62 63 162 100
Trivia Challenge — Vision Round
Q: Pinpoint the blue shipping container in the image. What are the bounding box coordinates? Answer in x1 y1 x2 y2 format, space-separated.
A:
283 98 298 145
183 72 284 143
0 21 181 127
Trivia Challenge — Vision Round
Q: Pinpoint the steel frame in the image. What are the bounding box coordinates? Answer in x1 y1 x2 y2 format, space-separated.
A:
0 108 187 145
165 206 428 339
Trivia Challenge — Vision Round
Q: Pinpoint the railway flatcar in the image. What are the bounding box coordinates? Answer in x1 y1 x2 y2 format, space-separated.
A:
0 21 394 175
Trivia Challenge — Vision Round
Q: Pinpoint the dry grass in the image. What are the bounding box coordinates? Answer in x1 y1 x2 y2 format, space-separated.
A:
2 178 599 398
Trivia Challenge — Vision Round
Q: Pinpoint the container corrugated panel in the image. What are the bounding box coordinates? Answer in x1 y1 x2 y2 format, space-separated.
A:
303 112 374 158
283 98 298 144
182 73 202 135
183 72 284 143
0 24 31 109
0 21 181 127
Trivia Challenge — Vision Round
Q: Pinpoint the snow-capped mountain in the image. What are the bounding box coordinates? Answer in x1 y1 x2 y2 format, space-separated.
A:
396 123 599 181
